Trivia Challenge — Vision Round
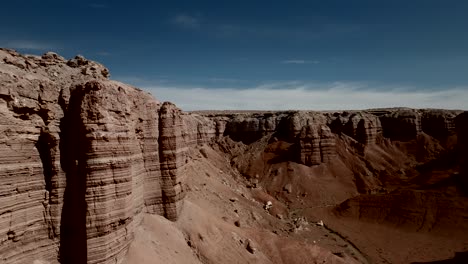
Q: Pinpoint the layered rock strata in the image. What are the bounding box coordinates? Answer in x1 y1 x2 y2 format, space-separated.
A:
201 108 464 167
329 112 382 145
421 109 460 139
205 111 338 165
298 124 335 165
285 112 336 165
379 109 422 140
1 48 113 264
223 113 284 143
158 102 187 220
0 49 218 264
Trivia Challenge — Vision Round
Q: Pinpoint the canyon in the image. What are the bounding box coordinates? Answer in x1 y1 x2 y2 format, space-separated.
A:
1 48 467 264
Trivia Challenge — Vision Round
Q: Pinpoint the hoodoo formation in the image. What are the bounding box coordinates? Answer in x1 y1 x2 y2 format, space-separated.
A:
1 49 467 264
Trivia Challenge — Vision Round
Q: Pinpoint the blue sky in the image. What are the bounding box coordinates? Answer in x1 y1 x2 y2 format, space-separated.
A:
1 0 467 110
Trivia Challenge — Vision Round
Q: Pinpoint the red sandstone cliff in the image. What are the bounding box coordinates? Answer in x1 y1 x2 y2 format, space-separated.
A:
0 49 218 264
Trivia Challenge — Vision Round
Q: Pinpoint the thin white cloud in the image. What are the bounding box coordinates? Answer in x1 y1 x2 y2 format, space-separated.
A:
141 83 468 111
1 40 57 51
171 14 200 29
282 60 320 64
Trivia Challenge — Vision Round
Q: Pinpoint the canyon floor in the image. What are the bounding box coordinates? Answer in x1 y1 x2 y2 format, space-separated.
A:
124 136 468 264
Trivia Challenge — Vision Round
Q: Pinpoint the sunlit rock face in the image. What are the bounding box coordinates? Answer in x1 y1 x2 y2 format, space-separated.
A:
283 112 336 165
298 124 335 165
0 48 114 264
0 49 219 264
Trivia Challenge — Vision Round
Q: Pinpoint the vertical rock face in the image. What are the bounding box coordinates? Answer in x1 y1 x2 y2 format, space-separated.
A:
284 112 327 138
216 111 337 165
158 102 187 221
298 124 335 165
59 80 165 264
0 92 57 263
380 109 422 140
0 49 219 264
223 113 284 143
181 113 219 146
284 112 336 165
421 110 459 139
329 112 382 145
355 114 382 145
0 48 111 264
201 109 464 168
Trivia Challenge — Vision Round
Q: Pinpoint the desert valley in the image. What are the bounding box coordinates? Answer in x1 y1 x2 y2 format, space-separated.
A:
0 48 467 264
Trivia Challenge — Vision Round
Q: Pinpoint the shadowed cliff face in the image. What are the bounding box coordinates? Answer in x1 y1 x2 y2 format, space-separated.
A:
455 112 468 194
0 49 109 264
59 85 88 264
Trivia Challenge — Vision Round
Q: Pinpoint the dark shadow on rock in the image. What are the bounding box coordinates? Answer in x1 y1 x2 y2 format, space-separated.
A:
411 251 468 264
36 130 54 194
267 142 296 164
59 86 88 264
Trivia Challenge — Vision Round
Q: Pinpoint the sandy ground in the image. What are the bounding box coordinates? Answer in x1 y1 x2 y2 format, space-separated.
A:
123 144 360 264
123 135 468 264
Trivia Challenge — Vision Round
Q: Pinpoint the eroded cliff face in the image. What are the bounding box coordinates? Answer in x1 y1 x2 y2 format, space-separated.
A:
0 49 113 264
222 113 284 143
203 108 462 168
0 49 218 264
329 112 382 145
286 112 336 165
422 110 459 140
197 107 465 201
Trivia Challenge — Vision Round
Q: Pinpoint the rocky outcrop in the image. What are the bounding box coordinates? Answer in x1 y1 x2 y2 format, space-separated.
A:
379 109 422 140
285 112 336 165
181 113 220 146
1 48 112 264
199 109 465 167
59 80 160 264
421 109 460 139
158 102 188 221
0 49 218 264
223 113 285 143
329 112 382 145
298 124 335 165
207 111 337 165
